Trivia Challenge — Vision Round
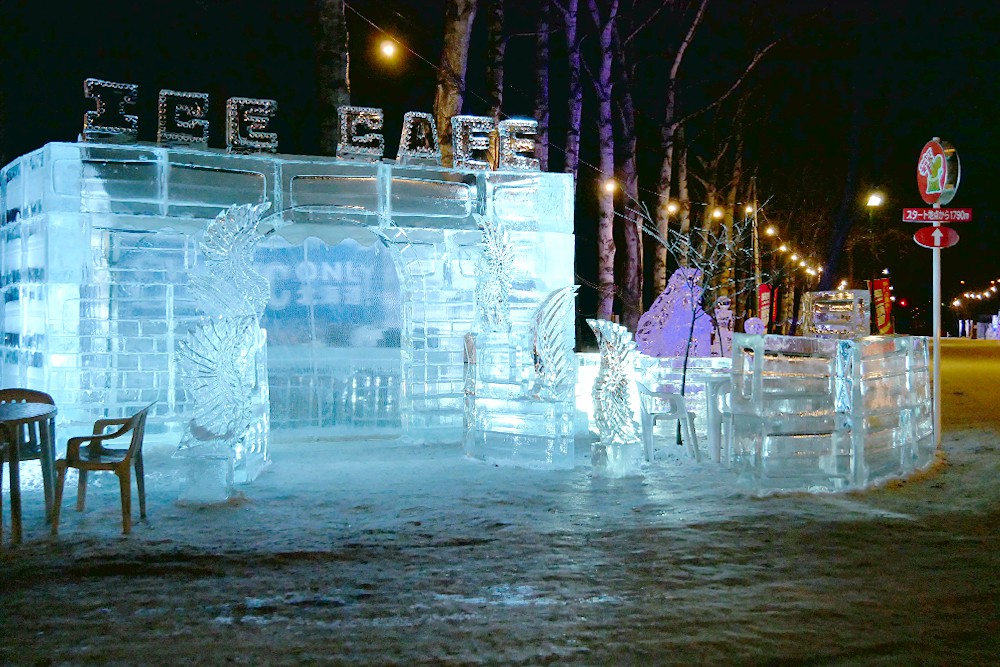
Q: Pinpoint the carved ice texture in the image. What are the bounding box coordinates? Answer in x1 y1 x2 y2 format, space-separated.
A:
728 333 934 494
226 97 278 153
0 142 575 496
396 112 442 166
464 283 578 469
636 267 712 357
800 290 871 338
587 319 643 477
336 106 385 162
474 213 514 333
497 119 540 171
176 203 272 500
157 89 210 147
82 79 138 143
452 115 495 170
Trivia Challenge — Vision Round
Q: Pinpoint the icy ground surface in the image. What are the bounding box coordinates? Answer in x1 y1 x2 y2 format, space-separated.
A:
2 339 1000 665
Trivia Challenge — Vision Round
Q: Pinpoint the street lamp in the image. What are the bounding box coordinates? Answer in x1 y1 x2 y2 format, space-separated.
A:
867 193 883 207
667 201 679 214
603 179 617 194
712 207 724 219
380 39 398 59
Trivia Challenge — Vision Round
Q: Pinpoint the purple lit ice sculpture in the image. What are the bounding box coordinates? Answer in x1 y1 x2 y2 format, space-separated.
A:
636 267 712 358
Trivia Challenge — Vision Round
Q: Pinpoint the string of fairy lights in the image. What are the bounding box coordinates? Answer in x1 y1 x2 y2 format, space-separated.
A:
953 279 1000 309
349 3 831 285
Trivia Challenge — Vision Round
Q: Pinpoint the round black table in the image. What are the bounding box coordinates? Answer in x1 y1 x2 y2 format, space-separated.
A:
1 402 57 545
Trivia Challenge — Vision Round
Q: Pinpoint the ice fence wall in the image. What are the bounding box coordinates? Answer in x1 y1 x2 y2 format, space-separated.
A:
0 142 575 492
729 333 935 494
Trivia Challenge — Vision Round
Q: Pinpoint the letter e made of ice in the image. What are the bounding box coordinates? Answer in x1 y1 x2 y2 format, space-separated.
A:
226 97 278 153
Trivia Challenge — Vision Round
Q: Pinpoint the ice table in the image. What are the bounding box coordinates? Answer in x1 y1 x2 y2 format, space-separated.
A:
637 356 732 463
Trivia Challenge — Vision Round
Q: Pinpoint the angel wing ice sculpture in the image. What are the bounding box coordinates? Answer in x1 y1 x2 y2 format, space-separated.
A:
178 203 271 453
475 213 514 333
587 318 641 447
531 286 579 400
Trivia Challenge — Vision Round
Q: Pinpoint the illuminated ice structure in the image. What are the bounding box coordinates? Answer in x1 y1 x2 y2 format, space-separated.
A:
800 290 871 338
729 333 935 494
0 142 575 499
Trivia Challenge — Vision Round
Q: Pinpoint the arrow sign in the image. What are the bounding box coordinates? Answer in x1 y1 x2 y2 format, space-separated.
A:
902 207 973 223
914 225 959 249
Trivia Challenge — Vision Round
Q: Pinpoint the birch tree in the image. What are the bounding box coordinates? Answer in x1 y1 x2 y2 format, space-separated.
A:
587 0 619 320
534 0 551 171
613 9 642 331
485 0 505 122
434 0 479 167
652 0 708 295
316 0 351 155
562 0 583 183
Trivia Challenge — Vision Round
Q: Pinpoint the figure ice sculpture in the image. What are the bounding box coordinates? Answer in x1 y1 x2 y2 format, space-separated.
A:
711 296 735 358
588 319 643 477
636 267 712 357
177 203 273 500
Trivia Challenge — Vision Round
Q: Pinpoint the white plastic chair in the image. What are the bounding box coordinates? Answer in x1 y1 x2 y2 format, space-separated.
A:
635 381 699 462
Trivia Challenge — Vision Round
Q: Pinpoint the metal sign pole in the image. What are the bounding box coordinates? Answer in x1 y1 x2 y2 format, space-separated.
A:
932 213 942 448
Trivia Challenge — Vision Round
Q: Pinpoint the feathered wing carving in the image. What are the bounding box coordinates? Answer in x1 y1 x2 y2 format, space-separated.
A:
178 203 271 451
188 202 271 317
531 286 579 400
178 316 261 443
587 318 641 446
475 213 515 332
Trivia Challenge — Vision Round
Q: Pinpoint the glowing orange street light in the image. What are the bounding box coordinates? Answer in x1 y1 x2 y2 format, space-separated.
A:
380 40 398 58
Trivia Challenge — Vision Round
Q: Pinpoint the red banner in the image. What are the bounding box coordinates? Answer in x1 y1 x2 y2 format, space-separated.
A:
871 278 894 334
758 284 772 326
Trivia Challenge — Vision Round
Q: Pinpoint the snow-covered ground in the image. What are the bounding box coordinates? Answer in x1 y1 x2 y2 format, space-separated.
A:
2 338 999 665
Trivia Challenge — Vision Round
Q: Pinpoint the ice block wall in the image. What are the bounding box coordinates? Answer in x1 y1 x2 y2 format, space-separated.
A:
0 142 575 459
728 333 934 494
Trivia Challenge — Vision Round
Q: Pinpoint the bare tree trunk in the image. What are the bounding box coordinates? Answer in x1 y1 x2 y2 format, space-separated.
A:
435 0 479 167
652 0 708 295
316 0 351 156
722 146 742 299
486 0 505 121
818 77 864 290
676 126 691 264
563 0 583 183
588 0 619 320
614 16 642 331
534 0 550 171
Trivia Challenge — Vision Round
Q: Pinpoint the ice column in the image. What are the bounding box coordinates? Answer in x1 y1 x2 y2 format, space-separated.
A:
176 203 273 502
463 211 577 469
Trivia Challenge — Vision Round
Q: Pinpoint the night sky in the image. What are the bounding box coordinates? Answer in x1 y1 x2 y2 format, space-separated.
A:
1 0 997 332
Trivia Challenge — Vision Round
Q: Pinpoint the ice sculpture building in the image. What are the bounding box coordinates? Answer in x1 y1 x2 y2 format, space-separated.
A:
0 142 575 494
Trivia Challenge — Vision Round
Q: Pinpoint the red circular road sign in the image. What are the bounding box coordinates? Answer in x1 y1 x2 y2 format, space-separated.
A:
917 139 961 205
914 225 959 249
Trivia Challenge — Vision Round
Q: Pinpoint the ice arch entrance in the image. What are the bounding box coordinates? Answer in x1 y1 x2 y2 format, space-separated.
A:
258 227 405 439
